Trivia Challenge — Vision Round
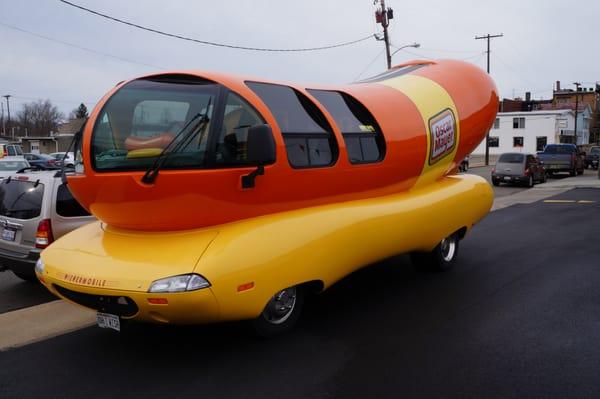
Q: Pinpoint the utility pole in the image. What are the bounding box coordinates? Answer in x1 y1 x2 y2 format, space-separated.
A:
2 95 11 141
573 82 581 144
374 0 394 69
475 33 503 166
1 102 5 136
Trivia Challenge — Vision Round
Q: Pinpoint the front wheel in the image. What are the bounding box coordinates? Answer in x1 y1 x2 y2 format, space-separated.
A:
410 234 460 272
252 285 304 337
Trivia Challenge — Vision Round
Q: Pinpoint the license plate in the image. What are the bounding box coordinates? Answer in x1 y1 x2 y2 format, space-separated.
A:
97 312 121 331
503 176 511 181
1 228 16 242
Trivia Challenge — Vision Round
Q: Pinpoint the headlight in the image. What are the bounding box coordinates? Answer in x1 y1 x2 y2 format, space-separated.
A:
148 274 210 293
35 258 45 274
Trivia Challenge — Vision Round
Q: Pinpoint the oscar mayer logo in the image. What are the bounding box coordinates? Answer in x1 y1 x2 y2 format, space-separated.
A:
428 108 457 165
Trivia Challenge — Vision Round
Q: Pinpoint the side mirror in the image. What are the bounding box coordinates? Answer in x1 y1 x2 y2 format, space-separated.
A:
242 124 276 189
246 124 276 165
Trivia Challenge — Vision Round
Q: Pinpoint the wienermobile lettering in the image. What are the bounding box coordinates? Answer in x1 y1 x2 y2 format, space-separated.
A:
37 59 498 335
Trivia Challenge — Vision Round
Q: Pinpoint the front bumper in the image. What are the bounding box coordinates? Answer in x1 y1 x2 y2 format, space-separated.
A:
0 246 40 278
38 275 221 325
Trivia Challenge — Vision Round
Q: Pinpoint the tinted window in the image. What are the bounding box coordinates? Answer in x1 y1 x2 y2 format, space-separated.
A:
92 77 217 171
544 144 576 154
247 82 336 168
0 180 44 219
307 90 385 164
215 93 266 165
56 184 90 217
591 147 600 154
498 153 525 163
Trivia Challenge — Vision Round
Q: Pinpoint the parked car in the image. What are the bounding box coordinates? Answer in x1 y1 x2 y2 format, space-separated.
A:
458 156 469 172
23 153 60 169
584 146 600 170
0 158 30 179
0 144 24 158
537 144 584 176
49 152 75 168
492 152 546 187
0 170 95 280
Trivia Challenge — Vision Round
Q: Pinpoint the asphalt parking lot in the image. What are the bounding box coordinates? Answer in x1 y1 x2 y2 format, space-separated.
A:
1 187 599 399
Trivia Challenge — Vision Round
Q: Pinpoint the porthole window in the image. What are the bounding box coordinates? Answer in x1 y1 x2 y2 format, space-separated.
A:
307 89 385 164
246 82 337 168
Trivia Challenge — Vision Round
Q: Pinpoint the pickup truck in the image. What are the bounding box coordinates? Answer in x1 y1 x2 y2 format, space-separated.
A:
584 146 600 170
537 144 584 176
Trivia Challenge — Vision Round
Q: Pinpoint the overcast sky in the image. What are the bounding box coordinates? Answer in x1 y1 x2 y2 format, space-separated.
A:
1 0 599 118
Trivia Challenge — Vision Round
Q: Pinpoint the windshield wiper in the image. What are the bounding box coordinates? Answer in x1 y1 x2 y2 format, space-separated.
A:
141 99 212 184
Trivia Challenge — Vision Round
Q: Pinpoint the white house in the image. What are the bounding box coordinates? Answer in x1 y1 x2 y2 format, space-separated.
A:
472 107 591 155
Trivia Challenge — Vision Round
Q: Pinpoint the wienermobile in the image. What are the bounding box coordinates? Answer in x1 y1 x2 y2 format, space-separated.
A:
36 59 498 335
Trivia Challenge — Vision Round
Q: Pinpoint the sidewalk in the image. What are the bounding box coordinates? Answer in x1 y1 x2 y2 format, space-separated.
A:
492 171 600 211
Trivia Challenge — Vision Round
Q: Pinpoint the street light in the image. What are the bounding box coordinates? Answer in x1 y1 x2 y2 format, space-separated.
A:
390 42 421 61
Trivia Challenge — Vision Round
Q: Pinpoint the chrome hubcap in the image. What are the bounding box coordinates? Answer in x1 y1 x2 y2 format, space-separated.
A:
262 287 297 325
440 237 456 262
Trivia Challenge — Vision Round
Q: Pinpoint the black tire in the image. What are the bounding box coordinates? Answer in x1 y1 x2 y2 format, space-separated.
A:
12 269 37 282
577 168 584 175
526 175 534 188
542 173 547 183
492 180 499 186
410 234 459 272
252 285 304 337
570 169 576 177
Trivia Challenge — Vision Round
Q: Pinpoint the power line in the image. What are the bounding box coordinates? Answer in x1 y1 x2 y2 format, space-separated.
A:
354 48 386 82
0 21 167 70
57 0 374 52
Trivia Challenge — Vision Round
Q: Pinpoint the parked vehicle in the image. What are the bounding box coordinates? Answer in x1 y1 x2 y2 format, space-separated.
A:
49 152 76 168
23 153 60 169
37 59 498 335
537 144 584 176
0 158 29 179
492 152 546 187
0 170 95 280
584 146 600 170
0 144 24 158
458 156 469 172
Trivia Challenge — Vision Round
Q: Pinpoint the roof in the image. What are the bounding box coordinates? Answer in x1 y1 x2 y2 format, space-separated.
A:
498 110 573 117
58 118 86 135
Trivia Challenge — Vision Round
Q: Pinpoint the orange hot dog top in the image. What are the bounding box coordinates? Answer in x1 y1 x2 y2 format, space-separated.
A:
67 59 498 231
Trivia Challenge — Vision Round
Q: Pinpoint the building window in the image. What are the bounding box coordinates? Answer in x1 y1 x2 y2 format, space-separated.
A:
513 117 525 129
536 137 547 152
557 119 568 128
306 89 385 164
488 136 499 147
246 82 337 168
493 118 500 129
513 137 524 147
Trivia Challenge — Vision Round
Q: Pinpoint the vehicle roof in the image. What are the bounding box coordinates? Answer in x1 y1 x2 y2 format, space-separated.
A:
4 169 64 183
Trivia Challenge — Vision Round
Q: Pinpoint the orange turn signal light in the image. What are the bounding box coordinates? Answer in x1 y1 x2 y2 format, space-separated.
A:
147 298 168 305
237 282 254 292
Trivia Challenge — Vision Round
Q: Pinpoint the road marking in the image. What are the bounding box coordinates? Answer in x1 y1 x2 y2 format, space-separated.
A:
578 200 596 204
0 300 95 351
543 200 576 203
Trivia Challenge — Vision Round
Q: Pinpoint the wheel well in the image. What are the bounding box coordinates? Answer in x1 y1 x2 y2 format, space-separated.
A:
455 227 468 240
300 280 325 295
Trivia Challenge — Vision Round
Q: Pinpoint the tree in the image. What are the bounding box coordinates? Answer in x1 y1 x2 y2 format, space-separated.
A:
16 99 64 136
69 103 89 120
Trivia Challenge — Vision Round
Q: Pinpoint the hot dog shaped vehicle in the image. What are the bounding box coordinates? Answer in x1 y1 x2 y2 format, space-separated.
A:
36 59 498 335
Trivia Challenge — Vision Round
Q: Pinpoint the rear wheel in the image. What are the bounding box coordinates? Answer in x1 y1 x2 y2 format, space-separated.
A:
410 234 459 272
527 175 534 188
252 285 304 337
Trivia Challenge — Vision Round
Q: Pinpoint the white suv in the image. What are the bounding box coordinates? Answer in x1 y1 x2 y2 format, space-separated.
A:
0 169 96 280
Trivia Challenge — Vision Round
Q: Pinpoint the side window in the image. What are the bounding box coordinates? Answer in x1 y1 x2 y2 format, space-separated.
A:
307 89 385 164
56 184 91 217
7 147 16 156
215 92 266 165
246 82 337 168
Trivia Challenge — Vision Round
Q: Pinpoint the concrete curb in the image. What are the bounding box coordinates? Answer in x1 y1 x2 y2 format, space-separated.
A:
0 300 96 351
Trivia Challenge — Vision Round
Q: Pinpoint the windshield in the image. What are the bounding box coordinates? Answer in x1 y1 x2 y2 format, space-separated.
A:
0 160 28 171
92 77 218 171
498 153 524 163
590 147 600 154
0 180 44 219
